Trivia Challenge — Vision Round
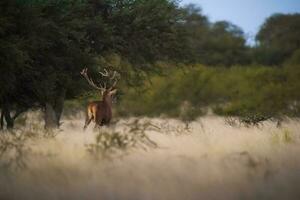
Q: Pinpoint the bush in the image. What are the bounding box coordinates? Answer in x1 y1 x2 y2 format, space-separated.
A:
117 64 300 121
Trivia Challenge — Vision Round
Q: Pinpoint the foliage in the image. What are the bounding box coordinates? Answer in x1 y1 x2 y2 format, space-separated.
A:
118 64 300 121
255 13 300 65
180 4 250 66
0 0 192 129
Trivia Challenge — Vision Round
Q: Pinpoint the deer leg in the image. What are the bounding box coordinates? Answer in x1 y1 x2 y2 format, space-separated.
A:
83 116 93 130
93 116 103 131
83 107 95 130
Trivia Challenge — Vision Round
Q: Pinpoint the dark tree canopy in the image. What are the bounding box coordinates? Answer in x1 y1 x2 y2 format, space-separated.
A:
0 0 195 129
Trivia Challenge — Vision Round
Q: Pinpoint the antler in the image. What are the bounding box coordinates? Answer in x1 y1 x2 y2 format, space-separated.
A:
99 68 109 77
81 67 120 91
99 68 120 89
80 68 105 91
109 70 120 89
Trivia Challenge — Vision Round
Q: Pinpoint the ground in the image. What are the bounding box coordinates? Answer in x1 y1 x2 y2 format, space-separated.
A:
1 114 300 200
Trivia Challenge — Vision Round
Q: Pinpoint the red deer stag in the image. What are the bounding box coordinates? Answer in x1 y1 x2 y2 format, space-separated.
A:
80 68 119 130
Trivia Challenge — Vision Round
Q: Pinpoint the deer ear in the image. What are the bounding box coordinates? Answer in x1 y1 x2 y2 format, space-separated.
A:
109 89 117 95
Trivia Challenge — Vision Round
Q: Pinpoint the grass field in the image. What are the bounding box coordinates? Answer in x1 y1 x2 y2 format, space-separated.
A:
1 113 300 200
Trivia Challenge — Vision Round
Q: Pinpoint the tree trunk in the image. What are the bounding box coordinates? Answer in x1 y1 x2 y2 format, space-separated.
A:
3 107 14 129
0 109 4 130
0 105 26 130
54 88 66 127
13 108 26 121
44 88 66 129
44 103 58 129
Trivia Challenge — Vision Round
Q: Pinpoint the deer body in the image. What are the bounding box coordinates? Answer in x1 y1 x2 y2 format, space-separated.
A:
81 68 119 130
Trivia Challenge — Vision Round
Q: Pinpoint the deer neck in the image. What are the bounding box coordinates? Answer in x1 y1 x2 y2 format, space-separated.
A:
102 95 112 107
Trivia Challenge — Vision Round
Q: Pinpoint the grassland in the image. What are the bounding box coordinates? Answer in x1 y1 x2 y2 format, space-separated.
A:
1 113 300 200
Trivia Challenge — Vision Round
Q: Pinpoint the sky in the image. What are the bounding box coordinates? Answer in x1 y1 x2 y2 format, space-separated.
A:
180 0 300 43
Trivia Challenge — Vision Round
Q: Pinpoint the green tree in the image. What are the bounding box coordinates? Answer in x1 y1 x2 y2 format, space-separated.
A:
255 13 300 65
202 21 250 66
0 0 37 129
179 4 250 66
0 0 195 129
0 0 94 129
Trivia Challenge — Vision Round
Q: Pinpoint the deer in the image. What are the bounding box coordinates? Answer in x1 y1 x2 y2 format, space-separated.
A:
80 67 119 130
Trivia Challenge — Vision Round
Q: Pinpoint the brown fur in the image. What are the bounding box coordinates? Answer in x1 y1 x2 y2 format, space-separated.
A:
83 89 116 130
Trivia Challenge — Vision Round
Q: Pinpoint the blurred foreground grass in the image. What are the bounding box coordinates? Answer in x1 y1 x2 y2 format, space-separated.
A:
1 113 300 200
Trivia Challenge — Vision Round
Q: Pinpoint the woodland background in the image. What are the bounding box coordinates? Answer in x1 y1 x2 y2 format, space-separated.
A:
1 0 300 129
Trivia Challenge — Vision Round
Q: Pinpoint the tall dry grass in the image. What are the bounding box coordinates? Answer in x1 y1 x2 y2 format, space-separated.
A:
1 113 300 200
